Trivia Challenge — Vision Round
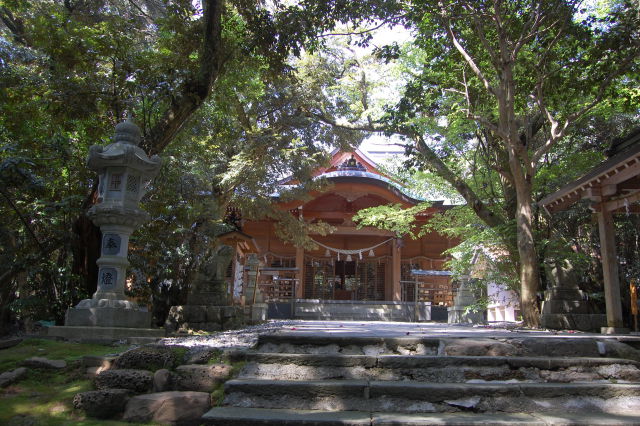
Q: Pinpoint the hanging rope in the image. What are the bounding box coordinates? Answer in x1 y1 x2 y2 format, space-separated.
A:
310 237 394 255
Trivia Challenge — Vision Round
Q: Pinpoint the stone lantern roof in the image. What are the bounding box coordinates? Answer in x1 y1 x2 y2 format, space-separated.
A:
87 118 161 175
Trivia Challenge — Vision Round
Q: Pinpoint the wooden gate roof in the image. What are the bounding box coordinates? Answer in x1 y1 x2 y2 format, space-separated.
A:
541 129 640 214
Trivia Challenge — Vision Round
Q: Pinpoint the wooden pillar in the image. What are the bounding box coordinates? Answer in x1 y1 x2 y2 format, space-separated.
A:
596 208 625 330
295 246 305 299
391 238 402 301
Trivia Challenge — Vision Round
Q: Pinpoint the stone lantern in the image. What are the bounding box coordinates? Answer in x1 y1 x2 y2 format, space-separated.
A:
65 118 162 329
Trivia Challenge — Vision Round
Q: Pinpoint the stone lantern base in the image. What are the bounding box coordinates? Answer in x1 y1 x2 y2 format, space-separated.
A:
47 325 164 343
64 299 153 329
65 308 151 328
47 299 165 342
447 281 485 324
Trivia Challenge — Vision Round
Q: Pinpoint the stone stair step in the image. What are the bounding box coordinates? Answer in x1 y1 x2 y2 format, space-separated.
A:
201 407 640 425
235 353 640 383
255 334 640 360
294 314 413 321
202 407 371 425
237 352 639 369
223 379 640 414
256 335 441 354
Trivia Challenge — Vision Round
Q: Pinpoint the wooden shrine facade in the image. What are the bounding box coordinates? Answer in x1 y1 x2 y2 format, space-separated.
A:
236 149 457 307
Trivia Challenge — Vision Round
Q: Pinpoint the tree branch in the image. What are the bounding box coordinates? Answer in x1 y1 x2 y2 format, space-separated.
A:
0 6 29 46
0 188 46 254
531 50 639 165
442 15 496 97
413 134 504 229
306 110 383 133
144 0 224 154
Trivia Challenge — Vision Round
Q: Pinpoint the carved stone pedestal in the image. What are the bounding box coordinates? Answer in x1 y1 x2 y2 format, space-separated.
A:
540 260 606 332
448 280 484 324
165 246 247 333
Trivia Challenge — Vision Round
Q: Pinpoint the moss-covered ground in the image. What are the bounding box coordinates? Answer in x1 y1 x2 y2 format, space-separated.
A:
0 338 150 425
1 337 245 425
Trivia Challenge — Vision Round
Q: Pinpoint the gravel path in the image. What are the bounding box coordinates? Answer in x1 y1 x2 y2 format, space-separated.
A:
157 320 297 349
155 319 636 352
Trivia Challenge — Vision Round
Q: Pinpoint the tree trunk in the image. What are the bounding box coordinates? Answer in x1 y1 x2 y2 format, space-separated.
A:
0 269 17 335
514 179 541 327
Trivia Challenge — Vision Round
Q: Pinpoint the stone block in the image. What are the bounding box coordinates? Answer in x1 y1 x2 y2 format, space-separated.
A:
183 306 207 323
596 364 640 382
23 357 66 369
601 327 631 335
205 306 222 322
123 391 210 424
600 340 640 362
48 325 164 342
82 355 116 369
153 368 176 392
188 291 226 306
540 313 606 332
443 339 518 357
543 288 584 301
201 322 223 332
65 306 152 328
114 345 184 370
86 366 110 379
73 389 130 419
448 306 484 324
519 338 600 357
95 369 153 393
541 299 590 315
250 303 267 323
176 364 233 392
186 349 221 365
0 367 27 388
0 337 23 350
222 306 242 318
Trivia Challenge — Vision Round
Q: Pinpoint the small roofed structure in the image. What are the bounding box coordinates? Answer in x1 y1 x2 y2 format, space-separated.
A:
541 128 640 334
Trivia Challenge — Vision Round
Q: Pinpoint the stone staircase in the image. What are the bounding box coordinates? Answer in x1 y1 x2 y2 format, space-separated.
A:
203 333 640 425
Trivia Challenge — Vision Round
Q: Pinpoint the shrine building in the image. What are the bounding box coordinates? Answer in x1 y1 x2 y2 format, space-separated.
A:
221 149 458 321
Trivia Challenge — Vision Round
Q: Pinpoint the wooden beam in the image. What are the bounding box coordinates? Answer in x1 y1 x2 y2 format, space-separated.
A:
302 211 348 220
618 176 640 190
311 226 395 236
583 187 602 202
295 246 304 299
600 190 640 212
600 159 640 186
601 184 618 197
391 238 401 301
596 208 624 328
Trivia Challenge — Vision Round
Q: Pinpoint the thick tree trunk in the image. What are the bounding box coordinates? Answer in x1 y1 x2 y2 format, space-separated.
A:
71 214 101 299
514 180 541 327
0 269 17 335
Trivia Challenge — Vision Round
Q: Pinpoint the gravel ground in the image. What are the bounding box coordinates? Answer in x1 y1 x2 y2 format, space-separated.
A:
155 319 543 352
157 320 298 349
154 318 639 354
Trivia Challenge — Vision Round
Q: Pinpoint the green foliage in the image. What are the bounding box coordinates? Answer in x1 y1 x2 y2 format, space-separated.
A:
210 382 225 407
352 202 432 238
206 349 225 364
0 0 397 328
